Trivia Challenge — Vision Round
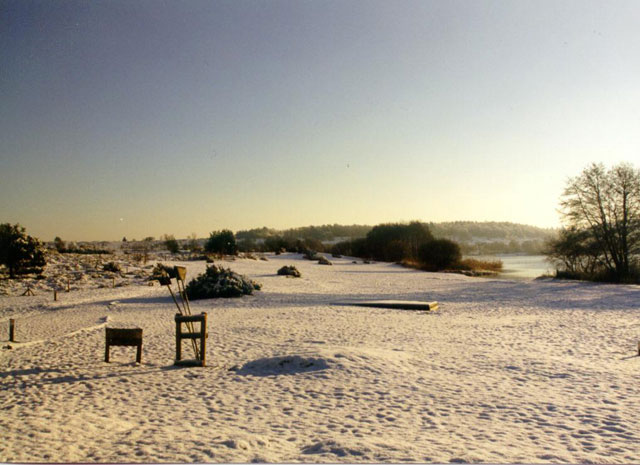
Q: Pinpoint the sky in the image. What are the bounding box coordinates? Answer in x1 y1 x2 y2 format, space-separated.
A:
1 0 639 241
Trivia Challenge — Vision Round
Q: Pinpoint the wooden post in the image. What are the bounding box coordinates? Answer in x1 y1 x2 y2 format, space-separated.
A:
175 315 182 362
54 290 57 301
200 312 207 367
9 319 15 342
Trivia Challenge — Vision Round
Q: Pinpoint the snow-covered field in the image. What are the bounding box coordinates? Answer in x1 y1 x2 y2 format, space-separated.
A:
1 253 639 463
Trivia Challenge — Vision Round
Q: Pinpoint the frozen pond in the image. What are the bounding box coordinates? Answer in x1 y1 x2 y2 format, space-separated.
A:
470 254 553 280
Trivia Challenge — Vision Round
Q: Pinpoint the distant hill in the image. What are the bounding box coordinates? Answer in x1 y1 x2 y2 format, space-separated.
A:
427 221 556 255
428 221 555 241
236 221 556 255
236 224 371 243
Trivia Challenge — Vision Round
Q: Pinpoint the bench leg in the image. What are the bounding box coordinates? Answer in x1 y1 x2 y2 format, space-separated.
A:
175 319 181 363
136 343 142 363
105 343 110 363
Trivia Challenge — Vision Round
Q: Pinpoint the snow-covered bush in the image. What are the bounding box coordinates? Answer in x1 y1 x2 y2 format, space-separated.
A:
317 256 332 265
186 265 261 299
103 261 121 273
277 265 301 277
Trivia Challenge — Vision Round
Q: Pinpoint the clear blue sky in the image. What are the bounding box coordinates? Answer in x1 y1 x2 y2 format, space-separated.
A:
1 0 638 241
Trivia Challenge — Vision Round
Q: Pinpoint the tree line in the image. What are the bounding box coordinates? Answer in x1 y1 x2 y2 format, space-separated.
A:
236 222 553 255
212 222 463 271
175 166 640 282
2 162 636 283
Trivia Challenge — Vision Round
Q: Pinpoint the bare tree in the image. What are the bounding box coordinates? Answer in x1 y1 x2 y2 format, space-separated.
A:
187 232 202 254
558 162 640 281
130 237 155 263
162 234 179 254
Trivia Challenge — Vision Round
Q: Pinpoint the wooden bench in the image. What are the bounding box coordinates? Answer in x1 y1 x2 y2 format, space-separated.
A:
105 328 143 363
334 300 439 311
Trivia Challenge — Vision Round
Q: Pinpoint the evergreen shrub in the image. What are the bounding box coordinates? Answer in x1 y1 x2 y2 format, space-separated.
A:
205 230 238 255
186 265 261 299
0 223 46 278
277 265 301 277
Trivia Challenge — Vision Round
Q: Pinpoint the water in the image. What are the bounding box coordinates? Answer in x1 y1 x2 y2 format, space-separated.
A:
468 254 553 280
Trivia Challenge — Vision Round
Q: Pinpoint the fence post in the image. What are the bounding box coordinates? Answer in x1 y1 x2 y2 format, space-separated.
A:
9 319 15 342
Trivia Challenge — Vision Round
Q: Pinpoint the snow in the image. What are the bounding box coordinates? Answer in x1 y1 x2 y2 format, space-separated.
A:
1 253 640 463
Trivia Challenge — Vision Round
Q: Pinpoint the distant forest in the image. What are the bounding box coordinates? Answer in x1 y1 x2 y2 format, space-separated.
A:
236 222 556 255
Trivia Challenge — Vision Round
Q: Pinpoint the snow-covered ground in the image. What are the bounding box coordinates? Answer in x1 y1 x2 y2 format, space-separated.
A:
0 251 156 296
1 253 639 463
